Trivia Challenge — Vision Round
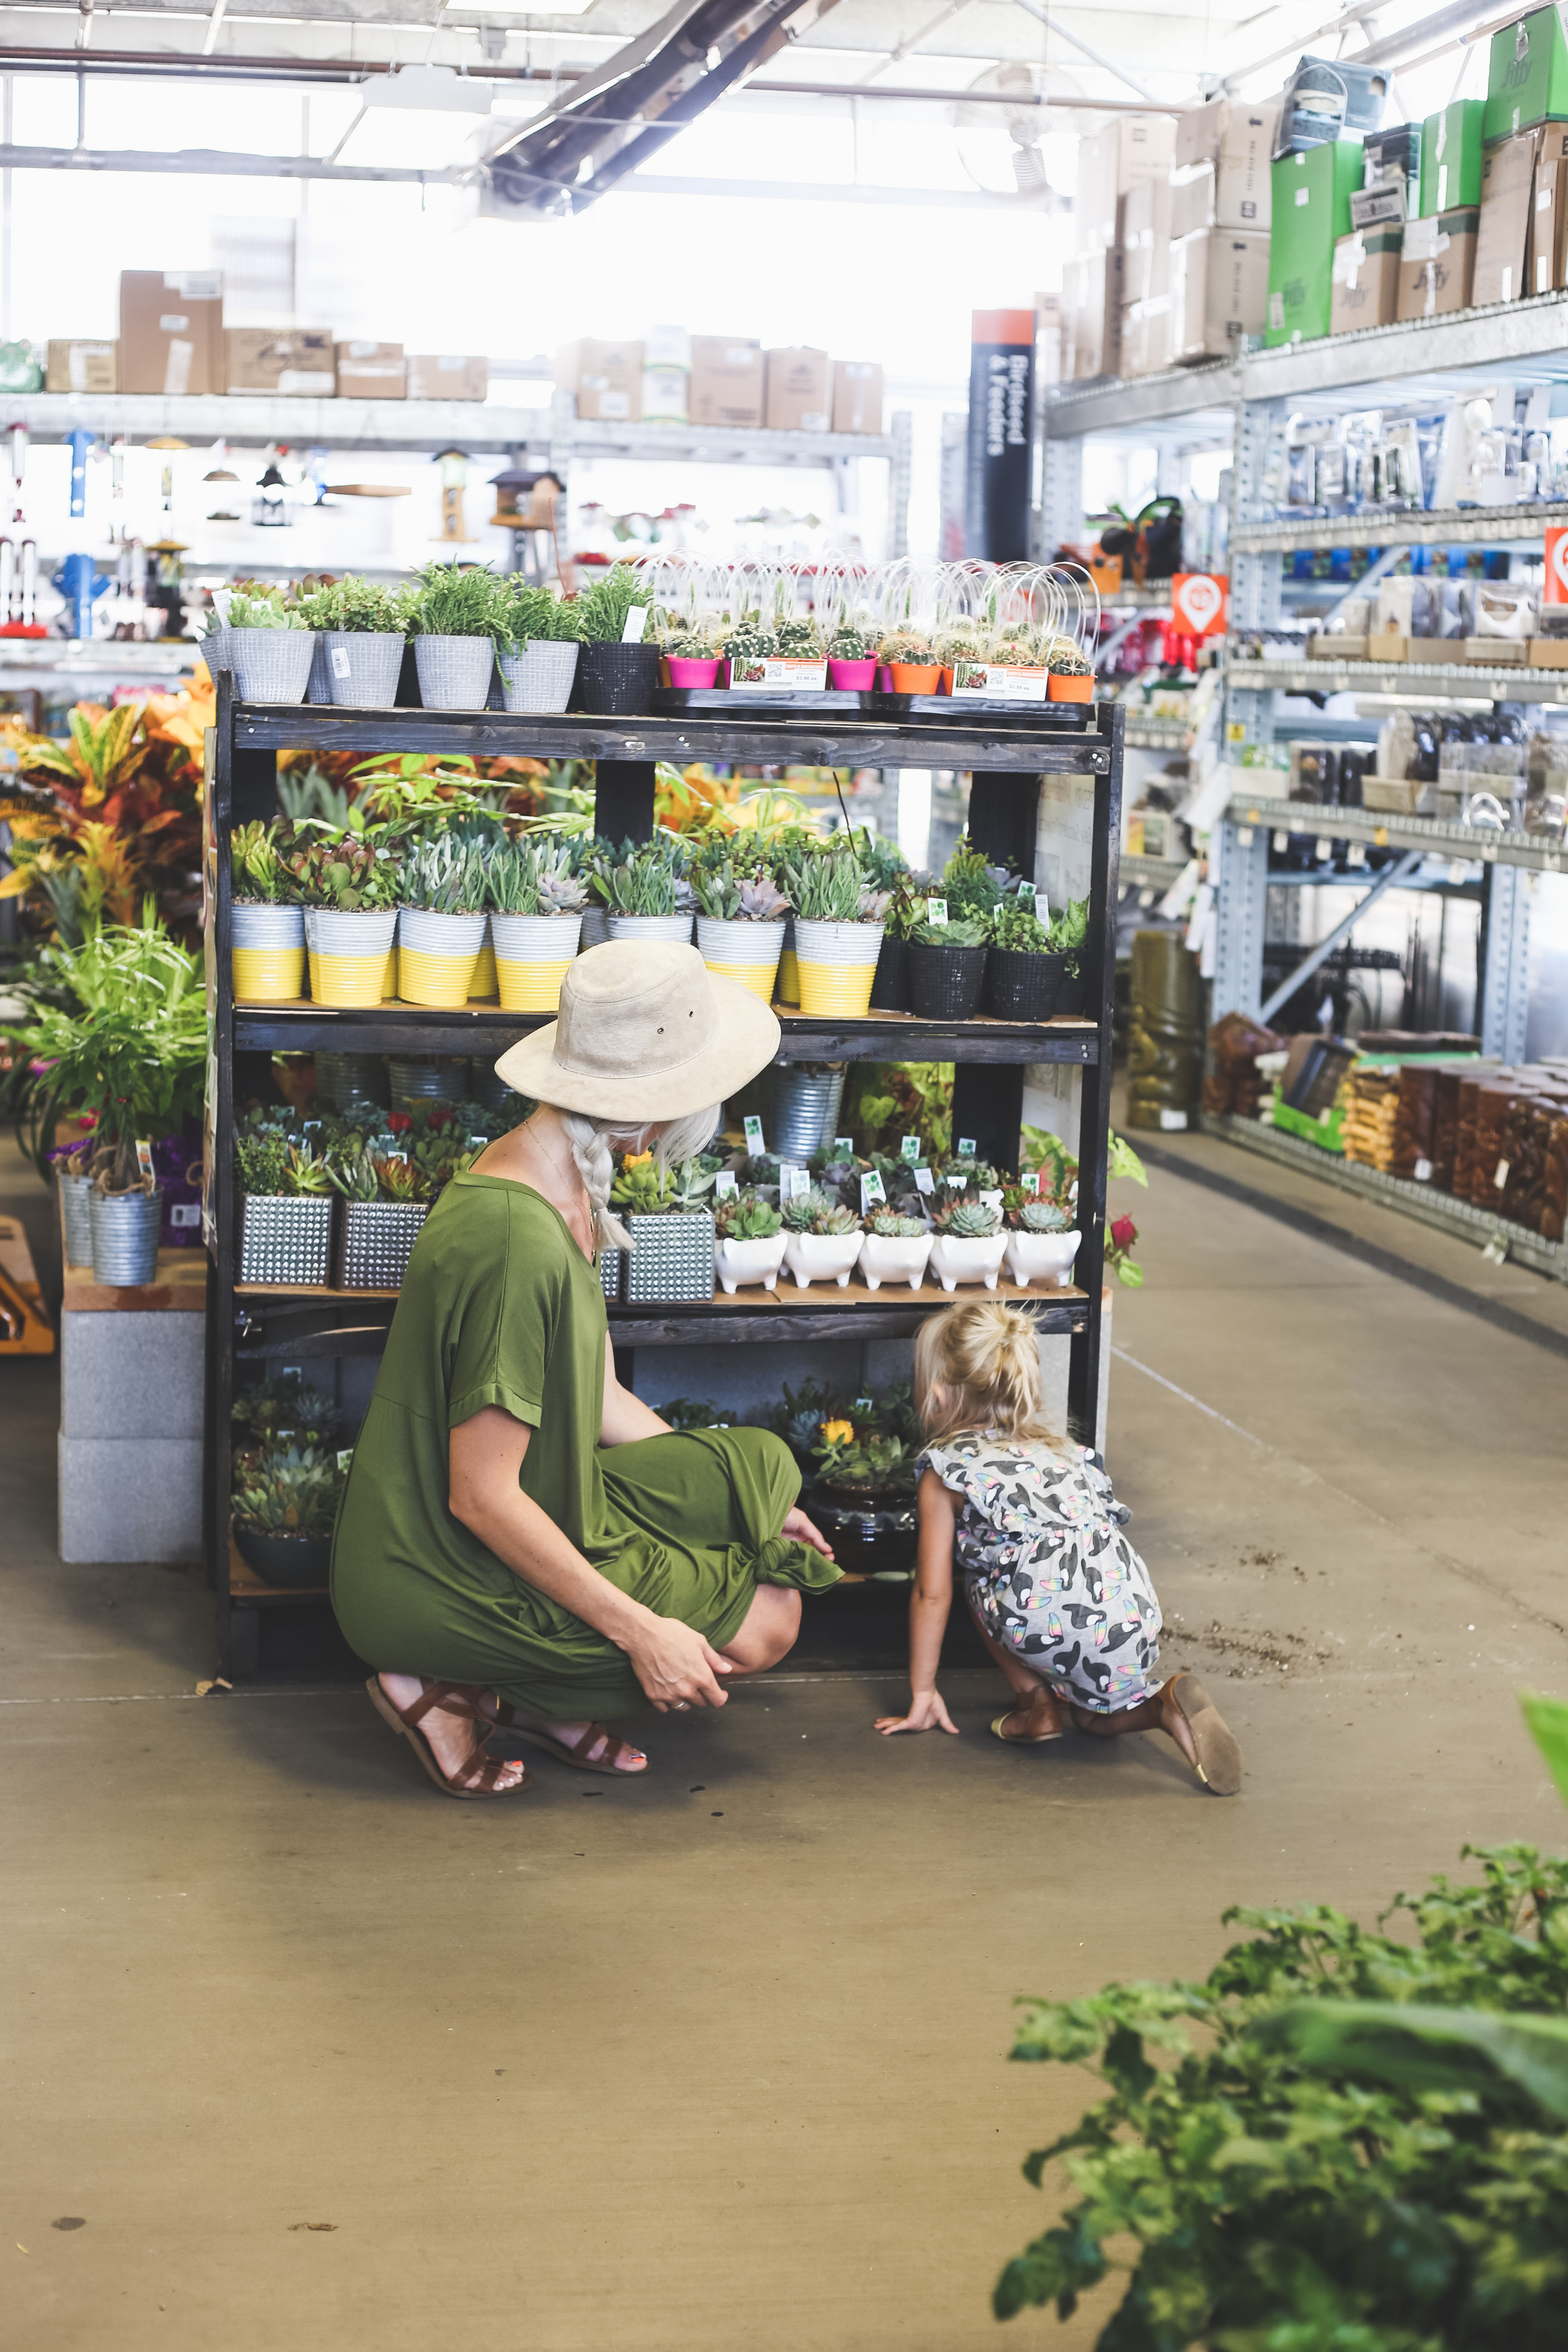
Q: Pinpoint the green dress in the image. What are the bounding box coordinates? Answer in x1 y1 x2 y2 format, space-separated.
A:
331 1173 841 1720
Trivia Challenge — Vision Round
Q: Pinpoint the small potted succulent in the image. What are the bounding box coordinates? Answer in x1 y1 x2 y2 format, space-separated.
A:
905 910 989 1021
660 624 723 691
1049 894 1090 1016
410 560 506 709
231 818 305 1004
777 840 888 1018
487 833 586 1011
232 1441 346 1588
986 891 1066 1022
396 833 490 1008
809 1419 917 1502
859 1206 933 1292
714 1189 787 1294
229 584 314 706
927 1193 1007 1292
296 574 417 709
496 581 582 713
591 833 695 945
328 1136 434 1289
1003 1191 1083 1289
1046 636 1095 704
877 629 941 695
691 853 790 999
720 614 778 687
570 567 659 714
825 621 877 692
780 1186 864 1289
235 1119 335 1285
611 1151 717 1304
285 831 401 1008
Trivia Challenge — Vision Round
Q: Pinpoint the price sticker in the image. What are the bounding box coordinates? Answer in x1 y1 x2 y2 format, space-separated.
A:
169 1202 200 1228
337 1450 354 1473
925 896 949 926
1414 1157 1433 1183
1346 841 1366 867
743 1115 765 1153
958 1137 977 1157
135 1139 155 1180
714 1169 737 1197
1314 836 1333 861
1494 1158 1510 1190
859 1171 887 1211
1237 826 1254 847
1273 830 1289 852
913 1166 935 1196
330 646 352 680
900 1135 922 1163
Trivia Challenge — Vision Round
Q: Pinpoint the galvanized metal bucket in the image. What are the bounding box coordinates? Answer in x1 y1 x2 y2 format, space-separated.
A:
606 913 694 946
58 1170 94 1267
239 1193 334 1285
314 1050 389 1114
387 1056 472 1113
335 1199 430 1290
89 1185 163 1286
770 1064 846 1161
472 1062 531 1119
230 628 314 705
413 634 496 710
622 1210 714 1305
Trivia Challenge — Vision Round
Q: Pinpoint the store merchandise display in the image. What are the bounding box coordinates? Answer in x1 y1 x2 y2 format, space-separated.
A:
555 333 883 436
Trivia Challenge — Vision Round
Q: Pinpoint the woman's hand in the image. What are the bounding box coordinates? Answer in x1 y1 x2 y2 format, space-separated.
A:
874 1687 960 1737
781 1504 834 1560
623 1613 735 1711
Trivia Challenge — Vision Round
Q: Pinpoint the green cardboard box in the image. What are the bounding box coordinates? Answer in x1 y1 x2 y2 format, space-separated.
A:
1420 98 1485 213
1485 5 1568 145
1266 139 1365 344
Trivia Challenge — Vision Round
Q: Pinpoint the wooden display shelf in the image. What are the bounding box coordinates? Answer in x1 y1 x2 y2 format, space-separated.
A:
61 1249 206 1313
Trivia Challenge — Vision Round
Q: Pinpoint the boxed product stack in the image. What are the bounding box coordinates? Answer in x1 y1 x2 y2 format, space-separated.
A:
1267 138 1364 344
1331 127 1421 331
1160 100 1274 369
1063 114 1173 379
641 325 691 423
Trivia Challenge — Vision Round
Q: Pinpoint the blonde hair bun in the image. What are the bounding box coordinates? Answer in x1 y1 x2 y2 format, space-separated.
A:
914 1297 1060 1449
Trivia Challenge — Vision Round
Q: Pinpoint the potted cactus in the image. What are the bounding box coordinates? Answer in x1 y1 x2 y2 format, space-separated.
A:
905 910 990 1021
1046 637 1095 704
692 853 790 1000
590 834 695 945
927 1194 1007 1292
1004 1191 1082 1289
296 574 417 709
720 614 778 688
780 1186 864 1290
877 628 941 695
235 1120 335 1285
659 624 723 691
229 584 315 705
859 1206 933 1292
232 1440 346 1587
286 831 401 1008
935 626 987 694
570 567 659 714
714 1189 787 1294
231 818 305 1004
396 832 489 1008
777 840 888 1018
825 620 877 692
487 833 586 1011
611 1151 717 1304
986 891 1066 1021
496 581 581 713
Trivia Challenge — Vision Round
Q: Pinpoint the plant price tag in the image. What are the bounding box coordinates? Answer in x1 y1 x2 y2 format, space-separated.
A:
834 1137 854 1154
1019 1171 1039 1195
714 1169 738 1197
925 896 948 925
1495 1158 1510 1190
331 646 352 680
1414 1157 1433 1183
958 1136 977 1157
621 603 648 643
135 1139 155 1180
913 1167 935 1196
1017 880 1035 899
337 1451 354 1473
743 1115 765 1153
860 1171 887 1211
900 1135 922 1162
945 1173 967 1190
787 1167 812 1200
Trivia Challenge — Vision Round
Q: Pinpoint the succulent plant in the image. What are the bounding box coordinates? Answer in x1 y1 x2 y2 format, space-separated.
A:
942 838 1007 922
827 623 871 660
939 1151 1006 1194
811 1425 916 1496
910 916 988 948
653 1396 728 1430
867 1209 926 1238
589 833 695 918
781 1185 858 1235
486 833 586 918
692 856 791 922
1018 1198 1072 1233
232 1372 343 1447
609 1152 676 1215
722 616 778 662
668 1156 719 1213
992 897 1051 952
233 1442 344 1533
932 1197 1001 1239
662 629 719 661
715 1191 783 1241
779 840 866 925
232 818 295 906
400 831 487 915
774 616 821 658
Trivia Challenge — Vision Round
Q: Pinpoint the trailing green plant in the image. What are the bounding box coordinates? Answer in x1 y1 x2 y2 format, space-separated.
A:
714 1190 783 1241
992 897 1052 952
284 831 400 913
233 1442 343 1534
296 575 418 634
485 833 585 917
867 1208 926 1238
589 833 694 918
399 831 487 915
781 1186 859 1237
231 819 299 906
227 586 306 631
909 915 988 948
412 560 509 643
570 566 654 646
931 1196 1001 1238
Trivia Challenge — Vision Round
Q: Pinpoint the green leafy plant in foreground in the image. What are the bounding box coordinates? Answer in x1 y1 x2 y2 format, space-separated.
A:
995 1695 1568 2349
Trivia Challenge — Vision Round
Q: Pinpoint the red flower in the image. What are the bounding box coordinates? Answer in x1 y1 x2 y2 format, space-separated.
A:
428 1107 454 1131
386 1111 412 1134
1110 1215 1138 1253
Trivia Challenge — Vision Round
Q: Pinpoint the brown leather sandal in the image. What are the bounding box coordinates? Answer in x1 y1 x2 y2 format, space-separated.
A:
1164 1672 1243 1797
488 1706 647 1776
366 1676 531 1799
990 1695 1066 1745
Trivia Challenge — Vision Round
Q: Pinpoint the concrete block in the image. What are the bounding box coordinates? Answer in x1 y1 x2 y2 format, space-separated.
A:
58 1435 203 1563
60 1310 205 1439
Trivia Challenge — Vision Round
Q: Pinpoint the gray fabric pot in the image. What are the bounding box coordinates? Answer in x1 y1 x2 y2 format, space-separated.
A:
230 629 315 705
201 625 235 674
323 631 406 709
414 634 496 709
89 1186 163 1286
498 640 579 714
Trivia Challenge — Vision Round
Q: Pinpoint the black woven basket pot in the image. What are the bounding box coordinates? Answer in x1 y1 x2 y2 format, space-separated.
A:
906 940 988 1021
986 947 1066 1021
869 931 908 1012
233 1525 334 1588
574 641 661 716
1054 968 1088 1016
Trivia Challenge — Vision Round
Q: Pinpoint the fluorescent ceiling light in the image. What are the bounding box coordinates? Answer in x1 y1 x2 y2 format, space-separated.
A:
362 67 492 114
333 64 490 168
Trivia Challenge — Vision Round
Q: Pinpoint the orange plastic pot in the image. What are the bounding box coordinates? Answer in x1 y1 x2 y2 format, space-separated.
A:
1047 671 1094 702
888 662 942 694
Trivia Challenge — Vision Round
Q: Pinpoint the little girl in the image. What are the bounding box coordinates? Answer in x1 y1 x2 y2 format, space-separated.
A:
873 1298 1242 1796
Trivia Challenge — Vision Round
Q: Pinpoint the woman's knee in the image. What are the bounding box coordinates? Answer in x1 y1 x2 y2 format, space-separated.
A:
723 1583 802 1672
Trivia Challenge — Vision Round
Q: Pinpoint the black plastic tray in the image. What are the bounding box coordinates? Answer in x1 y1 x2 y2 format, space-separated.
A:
868 692 1094 728
653 688 869 715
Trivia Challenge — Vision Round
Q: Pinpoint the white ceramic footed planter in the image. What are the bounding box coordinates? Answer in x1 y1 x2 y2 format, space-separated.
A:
1004 1229 1082 1288
860 1231 933 1292
715 1233 788 1295
782 1229 865 1291
928 1233 1008 1293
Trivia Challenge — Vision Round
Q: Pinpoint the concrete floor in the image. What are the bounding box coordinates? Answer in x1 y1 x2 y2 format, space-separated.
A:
6 1136 1568 2352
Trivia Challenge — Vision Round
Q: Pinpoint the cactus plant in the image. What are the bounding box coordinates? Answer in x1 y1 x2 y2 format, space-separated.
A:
932 1196 1001 1239
714 1191 783 1240
878 629 937 666
662 628 720 661
1046 637 1093 676
936 628 986 665
721 616 778 662
774 616 821 658
827 622 870 660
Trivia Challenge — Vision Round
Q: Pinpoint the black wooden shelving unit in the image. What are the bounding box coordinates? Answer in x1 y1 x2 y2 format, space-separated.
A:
204 678 1124 1674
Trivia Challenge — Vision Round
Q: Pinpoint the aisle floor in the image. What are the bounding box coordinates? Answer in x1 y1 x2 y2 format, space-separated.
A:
6 1143 1568 2352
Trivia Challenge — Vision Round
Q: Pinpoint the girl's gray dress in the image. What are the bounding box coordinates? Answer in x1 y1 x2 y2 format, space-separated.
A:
918 1431 1162 1712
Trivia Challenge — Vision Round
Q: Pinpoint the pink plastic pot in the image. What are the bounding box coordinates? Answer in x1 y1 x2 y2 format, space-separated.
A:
827 657 877 690
666 655 722 688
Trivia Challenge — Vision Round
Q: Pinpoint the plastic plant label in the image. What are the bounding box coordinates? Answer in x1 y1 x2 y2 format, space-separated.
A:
337 1450 354 1473
900 1135 922 1163
621 603 648 643
1017 880 1035 898
1347 841 1366 867
743 1115 765 1152
1019 1171 1039 1195
945 1173 967 1190
853 1396 873 1416
1315 836 1333 860
787 1167 812 1200
1449 858 1469 885
958 1137 977 1156
168 1202 201 1228
1237 827 1254 847
331 646 352 680
1159 1109 1189 1130
1274 830 1289 852
469 1133 489 1148
925 897 948 925
1495 1158 1510 1190
714 1169 737 1197
834 1137 854 1154
386 1152 409 1168
1414 1157 1433 1182
913 1167 935 1195
135 1139 155 1179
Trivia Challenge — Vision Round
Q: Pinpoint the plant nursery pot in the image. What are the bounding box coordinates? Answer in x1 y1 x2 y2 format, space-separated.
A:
1054 970 1088 1016
413 634 496 710
231 628 315 705
574 640 661 716
201 625 234 675
468 933 498 1001
312 907 399 1008
58 1169 94 1267
826 657 877 690
770 1063 846 1161
665 655 722 689
397 906 487 1008
498 640 579 714
579 906 609 950
387 1055 471 1112
323 631 407 709
232 1524 334 1589
859 1230 933 1292
695 915 784 1001
985 947 1065 1022
869 930 908 1012
89 1185 164 1286
906 939 988 1021
238 1192 334 1286
1047 671 1094 703
606 912 694 946
793 919 884 1018
492 912 583 1012
313 1051 387 1114
887 662 942 694
598 1246 623 1304
306 632 333 704
927 1232 1008 1293
783 1229 865 1290
232 901 306 1002
334 1198 431 1290
715 1233 788 1294
1004 1228 1083 1289
622 1210 714 1305
802 1485 917 1575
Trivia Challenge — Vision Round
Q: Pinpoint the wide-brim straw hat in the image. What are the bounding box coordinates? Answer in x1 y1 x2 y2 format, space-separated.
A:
494 939 780 1121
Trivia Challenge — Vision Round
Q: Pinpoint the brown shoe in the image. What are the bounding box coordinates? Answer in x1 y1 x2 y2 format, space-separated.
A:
1164 1672 1242 1796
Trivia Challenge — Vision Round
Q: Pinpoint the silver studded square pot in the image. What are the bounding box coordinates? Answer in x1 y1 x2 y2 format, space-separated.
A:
335 1199 430 1290
239 1193 334 1285
599 1246 623 1303
622 1211 714 1305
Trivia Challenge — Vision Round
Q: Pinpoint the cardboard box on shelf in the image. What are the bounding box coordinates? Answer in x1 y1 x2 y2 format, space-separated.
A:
1473 126 1542 305
687 335 763 426
1063 248 1123 379
118 270 224 396
640 365 689 423
1119 296 1175 378
226 328 336 396
1419 98 1484 216
335 340 405 398
831 358 884 433
1171 227 1270 359
1530 126 1568 290
1174 95 1277 225
763 346 831 432
46 340 116 394
1121 174 1174 303
556 338 642 420
1485 4 1568 146
1076 114 1175 251
1528 636 1568 666
644 324 691 369
406 353 488 402
1397 206 1480 318
1266 139 1364 344
1171 163 1216 242
1331 225 1404 331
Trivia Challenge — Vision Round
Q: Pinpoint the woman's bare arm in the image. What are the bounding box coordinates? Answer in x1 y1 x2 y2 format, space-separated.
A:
448 1406 731 1709
600 1352 670 1447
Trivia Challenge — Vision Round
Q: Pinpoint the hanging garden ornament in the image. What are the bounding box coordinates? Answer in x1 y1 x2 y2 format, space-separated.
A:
254 461 290 528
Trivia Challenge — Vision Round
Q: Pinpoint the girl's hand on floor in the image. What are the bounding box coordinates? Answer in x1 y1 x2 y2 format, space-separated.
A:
781 1505 835 1560
874 1688 960 1736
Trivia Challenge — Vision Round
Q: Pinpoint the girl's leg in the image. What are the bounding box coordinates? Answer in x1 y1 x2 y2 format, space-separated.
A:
1068 1673 1242 1794
968 1595 1065 1736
